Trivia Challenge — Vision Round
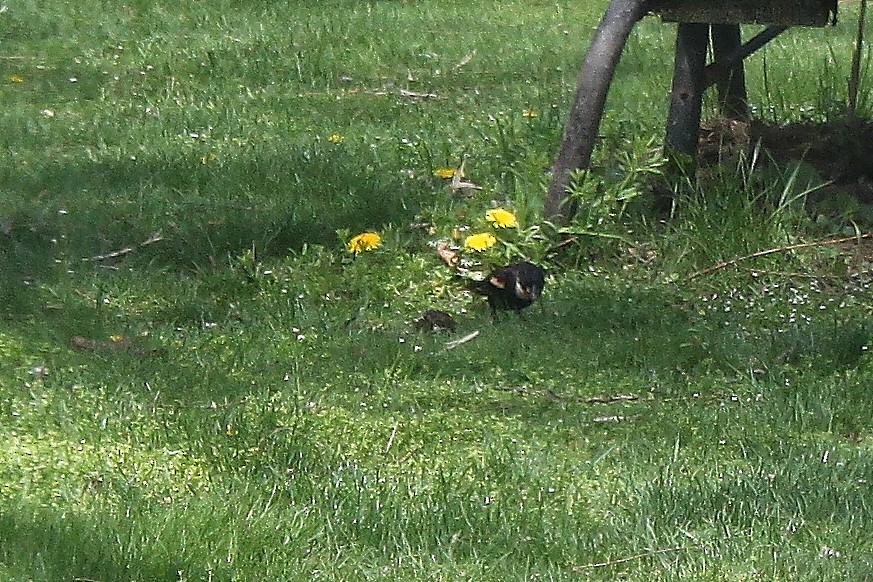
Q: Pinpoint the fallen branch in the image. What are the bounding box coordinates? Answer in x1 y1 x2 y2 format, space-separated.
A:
496 385 639 405
573 545 699 571
84 231 165 262
347 87 438 99
577 393 639 404
444 330 479 350
399 88 438 99
686 233 873 280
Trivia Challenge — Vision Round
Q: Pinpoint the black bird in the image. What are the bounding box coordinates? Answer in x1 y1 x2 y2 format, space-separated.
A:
472 261 545 319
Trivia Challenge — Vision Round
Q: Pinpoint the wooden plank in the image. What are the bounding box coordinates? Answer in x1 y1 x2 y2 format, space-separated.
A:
649 0 836 26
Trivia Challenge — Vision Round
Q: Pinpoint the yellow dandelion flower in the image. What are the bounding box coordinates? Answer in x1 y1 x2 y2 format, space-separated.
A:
327 132 344 143
347 232 381 254
485 207 518 228
463 232 497 252
9 75 25 83
521 109 538 118
433 166 458 179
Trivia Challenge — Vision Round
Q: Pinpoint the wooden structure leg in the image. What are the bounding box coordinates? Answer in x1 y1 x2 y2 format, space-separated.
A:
711 24 748 119
543 0 650 221
704 26 787 91
544 2 815 222
665 22 710 159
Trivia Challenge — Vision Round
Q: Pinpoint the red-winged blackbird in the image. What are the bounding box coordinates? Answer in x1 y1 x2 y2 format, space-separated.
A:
472 261 545 319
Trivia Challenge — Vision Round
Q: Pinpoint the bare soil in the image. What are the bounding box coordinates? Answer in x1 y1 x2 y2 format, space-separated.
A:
700 115 873 205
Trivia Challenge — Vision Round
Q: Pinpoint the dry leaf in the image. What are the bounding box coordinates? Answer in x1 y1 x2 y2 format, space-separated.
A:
436 241 459 267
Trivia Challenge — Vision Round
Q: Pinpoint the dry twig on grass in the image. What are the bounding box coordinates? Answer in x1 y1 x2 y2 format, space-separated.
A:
573 544 700 571
495 385 639 405
83 231 165 262
443 330 480 350
686 233 873 280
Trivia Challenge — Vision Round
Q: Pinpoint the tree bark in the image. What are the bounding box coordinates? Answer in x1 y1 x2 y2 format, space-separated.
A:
544 0 650 222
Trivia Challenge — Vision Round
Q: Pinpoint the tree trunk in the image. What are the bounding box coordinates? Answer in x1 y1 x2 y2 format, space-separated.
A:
544 0 650 222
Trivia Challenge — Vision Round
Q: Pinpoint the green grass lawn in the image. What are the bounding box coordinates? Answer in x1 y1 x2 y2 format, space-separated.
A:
2 0 873 580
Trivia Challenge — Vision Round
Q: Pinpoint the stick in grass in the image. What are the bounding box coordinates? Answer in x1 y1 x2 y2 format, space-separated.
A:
848 0 868 115
444 330 479 350
686 233 873 280
385 421 399 453
84 231 165 261
573 544 699 571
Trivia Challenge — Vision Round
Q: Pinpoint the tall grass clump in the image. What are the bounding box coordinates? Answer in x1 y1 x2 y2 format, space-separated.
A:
665 147 829 272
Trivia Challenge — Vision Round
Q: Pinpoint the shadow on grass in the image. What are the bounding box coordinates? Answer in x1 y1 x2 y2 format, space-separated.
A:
0 501 188 582
0 136 430 325
1 140 428 272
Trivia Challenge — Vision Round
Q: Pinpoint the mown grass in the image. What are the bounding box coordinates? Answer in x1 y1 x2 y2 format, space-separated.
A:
2 0 873 580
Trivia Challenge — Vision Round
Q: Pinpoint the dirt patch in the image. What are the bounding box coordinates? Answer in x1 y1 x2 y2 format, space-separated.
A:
700 115 873 206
